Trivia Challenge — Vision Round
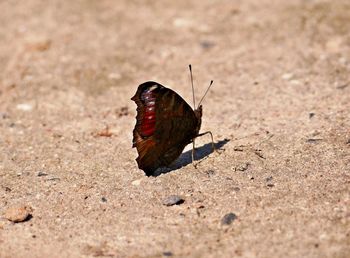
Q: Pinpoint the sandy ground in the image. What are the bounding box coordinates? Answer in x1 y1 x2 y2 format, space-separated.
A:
0 0 349 257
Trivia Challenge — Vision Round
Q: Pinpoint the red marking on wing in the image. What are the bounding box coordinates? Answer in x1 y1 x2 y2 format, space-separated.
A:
140 90 156 137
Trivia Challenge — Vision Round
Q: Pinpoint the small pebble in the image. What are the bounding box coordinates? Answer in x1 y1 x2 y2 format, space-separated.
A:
233 146 244 151
117 106 129 117
173 18 191 28
37 171 48 177
306 138 323 143
132 179 142 186
309 113 315 119
254 149 265 159
101 197 107 202
205 169 215 176
232 187 240 192
25 38 51 52
266 176 273 182
163 251 173 256
282 73 294 80
45 177 60 181
290 80 301 85
16 103 33 111
235 162 250 171
221 213 237 225
4 186 11 192
108 72 122 80
4 205 32 223
162 195 184 206
200 40 215 49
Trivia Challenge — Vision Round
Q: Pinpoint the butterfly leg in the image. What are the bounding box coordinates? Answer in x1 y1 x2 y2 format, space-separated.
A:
196 131 224 154
197 131 216 152
192 139 198 168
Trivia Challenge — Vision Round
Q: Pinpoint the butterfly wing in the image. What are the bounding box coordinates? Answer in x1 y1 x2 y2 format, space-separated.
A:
131 81 199 175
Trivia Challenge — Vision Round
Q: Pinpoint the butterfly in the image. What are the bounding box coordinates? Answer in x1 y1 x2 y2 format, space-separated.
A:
131 65 215 176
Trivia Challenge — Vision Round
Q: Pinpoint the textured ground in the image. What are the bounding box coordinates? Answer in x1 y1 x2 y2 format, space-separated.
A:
0 0 349 257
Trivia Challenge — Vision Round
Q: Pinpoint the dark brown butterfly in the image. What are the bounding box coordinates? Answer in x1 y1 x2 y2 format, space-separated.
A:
131 65 214 176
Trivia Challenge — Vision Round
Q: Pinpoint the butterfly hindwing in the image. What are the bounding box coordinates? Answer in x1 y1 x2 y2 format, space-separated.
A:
131 81 200 175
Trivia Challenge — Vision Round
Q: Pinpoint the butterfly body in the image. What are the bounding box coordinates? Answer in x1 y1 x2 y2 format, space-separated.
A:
131 81 202 176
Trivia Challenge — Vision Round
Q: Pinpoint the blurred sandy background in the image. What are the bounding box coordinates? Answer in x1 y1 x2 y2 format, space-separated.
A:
0 0 349 257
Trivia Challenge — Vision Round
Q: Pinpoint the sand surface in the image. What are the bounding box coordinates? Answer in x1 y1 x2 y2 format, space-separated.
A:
0 0 349 257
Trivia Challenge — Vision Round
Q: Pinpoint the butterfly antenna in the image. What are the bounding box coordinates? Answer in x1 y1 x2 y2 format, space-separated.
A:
189 64 196 109
198 80 214 107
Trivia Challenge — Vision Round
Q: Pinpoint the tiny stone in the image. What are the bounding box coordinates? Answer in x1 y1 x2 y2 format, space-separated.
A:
306 138 323 143
267 183 275 188
117 106 129 117
4 187 11 192
108 72 122 80
163 251 173 256
205 169 215 176
233 146 244 151
282 73 294 80
221 213 237 225
290 79 301 85
162 195 184 206
45 177 60 181
101 197 107 202
235 162 250 171
16 103 33 111
309 113 315 119
4 205 32 223
132 179 142 186
37 171 48 177
254 149 265 159
266 176 273 182
173 18 191 28
200 40 215 49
